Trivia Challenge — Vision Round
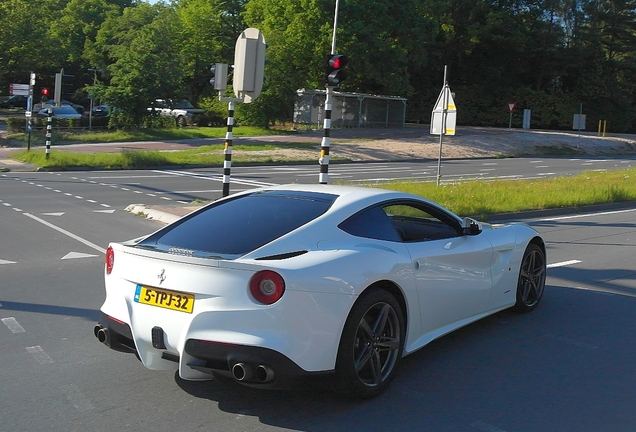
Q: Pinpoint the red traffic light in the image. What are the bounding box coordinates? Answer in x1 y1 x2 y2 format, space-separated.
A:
41 88 50 95
325 54 348 86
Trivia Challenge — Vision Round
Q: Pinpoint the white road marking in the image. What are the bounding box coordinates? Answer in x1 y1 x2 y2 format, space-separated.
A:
0 259 17 265
544 333 597 350
536 208 636 222
2 317 26 334
471 420 508 432
26 346 54 364
157 169 277 187
60 384 95 411
23 213 106 254
12 208 22 212
547 260 581 268
61 252 99 260
100 203 111 208
42 212 65 216
93 209 115 214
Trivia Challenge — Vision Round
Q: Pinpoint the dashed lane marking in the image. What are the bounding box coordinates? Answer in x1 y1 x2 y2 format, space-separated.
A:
547 260 581 268
60 384 95 412
26 346 54 364
2 317 26 334
471 420 508 432
544 333 597 350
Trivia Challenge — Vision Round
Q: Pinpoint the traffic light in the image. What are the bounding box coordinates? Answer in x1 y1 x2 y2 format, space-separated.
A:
325 54 348 87
62 74 74 99
41 87 50 102
54 71 75 105
210 63 228 90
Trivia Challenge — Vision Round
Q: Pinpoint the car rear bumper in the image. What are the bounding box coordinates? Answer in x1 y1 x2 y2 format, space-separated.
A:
94 313 331 389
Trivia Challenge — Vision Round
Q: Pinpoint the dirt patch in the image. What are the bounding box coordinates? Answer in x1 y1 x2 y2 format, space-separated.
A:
234 127 636 162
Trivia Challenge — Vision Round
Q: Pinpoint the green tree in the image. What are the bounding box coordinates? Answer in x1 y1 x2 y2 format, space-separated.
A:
91 4 185 125
173 0 246 102
0 0 65 91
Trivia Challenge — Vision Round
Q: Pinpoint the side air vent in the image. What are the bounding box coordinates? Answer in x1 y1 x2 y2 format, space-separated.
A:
255 251 308 261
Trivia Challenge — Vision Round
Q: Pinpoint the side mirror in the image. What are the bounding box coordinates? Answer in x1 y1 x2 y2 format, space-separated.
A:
462 217 482 236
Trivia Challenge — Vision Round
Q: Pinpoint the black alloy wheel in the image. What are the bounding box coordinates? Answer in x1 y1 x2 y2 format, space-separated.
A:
514 243 546 312
335 289 404 398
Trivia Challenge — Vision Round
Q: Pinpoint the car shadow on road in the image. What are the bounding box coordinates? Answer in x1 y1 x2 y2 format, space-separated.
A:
172 282 636 431
0 300 99 321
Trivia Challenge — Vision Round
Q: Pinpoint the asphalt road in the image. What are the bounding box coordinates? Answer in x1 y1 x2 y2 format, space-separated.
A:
1 168 636 431
2 155 632 209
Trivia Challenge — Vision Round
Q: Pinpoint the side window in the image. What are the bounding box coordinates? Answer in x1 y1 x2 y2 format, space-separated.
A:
383 204 460 242
339 206 402 242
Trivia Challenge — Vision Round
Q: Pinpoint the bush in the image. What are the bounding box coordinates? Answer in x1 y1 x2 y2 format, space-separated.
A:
6 117 25 133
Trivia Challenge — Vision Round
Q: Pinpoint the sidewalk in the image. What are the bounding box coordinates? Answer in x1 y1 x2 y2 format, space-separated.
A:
0 157 35 172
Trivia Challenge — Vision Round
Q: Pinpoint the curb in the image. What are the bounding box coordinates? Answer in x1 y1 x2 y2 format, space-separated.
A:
125 204 191 225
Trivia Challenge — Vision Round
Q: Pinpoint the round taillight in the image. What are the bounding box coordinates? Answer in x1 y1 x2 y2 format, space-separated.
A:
249 270 285 305
105 246 114 275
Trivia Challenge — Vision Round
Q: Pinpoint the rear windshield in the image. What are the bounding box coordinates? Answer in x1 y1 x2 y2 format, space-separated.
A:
137 190 337 257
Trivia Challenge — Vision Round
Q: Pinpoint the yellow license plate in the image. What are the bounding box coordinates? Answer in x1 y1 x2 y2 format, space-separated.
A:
134 285 194 313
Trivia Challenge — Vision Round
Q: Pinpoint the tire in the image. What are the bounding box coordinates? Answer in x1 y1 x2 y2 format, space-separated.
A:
335 288 404 398
513 243 546 312
176 116 187 127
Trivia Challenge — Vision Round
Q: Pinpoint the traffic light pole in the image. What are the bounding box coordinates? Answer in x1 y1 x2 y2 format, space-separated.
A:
319 0 342 185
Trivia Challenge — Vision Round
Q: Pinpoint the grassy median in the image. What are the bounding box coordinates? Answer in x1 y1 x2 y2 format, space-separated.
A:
10 142 319 169
367 168 636 218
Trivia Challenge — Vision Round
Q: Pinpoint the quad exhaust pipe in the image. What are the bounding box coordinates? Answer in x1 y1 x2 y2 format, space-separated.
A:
94 324 110 346
231 363 253 381
231 362 275 383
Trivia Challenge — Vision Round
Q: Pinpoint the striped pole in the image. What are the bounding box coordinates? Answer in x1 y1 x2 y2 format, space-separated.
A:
45 107 52 160
319 86 333 184
222 101 235 197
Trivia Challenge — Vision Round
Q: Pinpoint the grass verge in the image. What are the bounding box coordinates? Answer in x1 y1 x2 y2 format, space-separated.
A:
5 126 293 146
361 168 636 219
11 142 319 169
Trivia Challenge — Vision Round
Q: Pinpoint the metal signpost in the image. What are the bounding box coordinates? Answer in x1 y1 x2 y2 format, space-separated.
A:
507 102 516 129
430 66 457 186
26 73 35 150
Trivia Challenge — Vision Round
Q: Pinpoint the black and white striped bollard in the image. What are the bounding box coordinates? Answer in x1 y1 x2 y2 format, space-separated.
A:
222 101 235 197
45 107 52 160
319 87 333 184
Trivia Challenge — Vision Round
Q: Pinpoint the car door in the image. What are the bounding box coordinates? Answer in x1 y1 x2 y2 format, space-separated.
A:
383 202 494 333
